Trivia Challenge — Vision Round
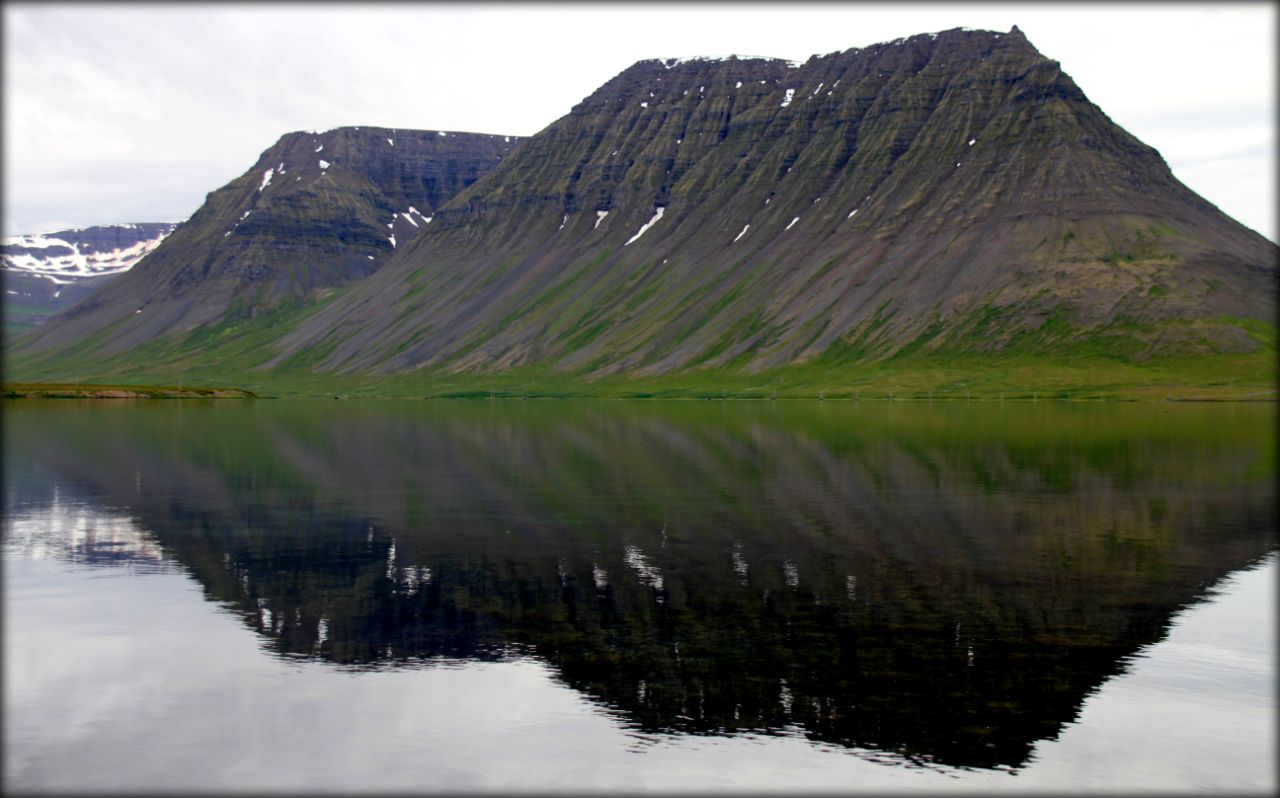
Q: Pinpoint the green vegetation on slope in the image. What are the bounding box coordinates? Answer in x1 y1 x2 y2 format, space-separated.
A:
5 317 1274 402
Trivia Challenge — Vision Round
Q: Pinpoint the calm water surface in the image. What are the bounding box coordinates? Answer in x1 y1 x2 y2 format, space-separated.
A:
3 399 1276 793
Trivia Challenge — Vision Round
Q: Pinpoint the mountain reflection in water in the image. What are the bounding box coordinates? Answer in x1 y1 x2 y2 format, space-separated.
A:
5 399 1275 772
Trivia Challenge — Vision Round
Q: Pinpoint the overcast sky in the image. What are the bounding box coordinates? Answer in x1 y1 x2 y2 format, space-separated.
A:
3 2 1274 242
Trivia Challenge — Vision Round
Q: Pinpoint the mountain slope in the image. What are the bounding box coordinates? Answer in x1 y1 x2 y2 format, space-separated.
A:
260 26 1273 378
14 127 518 355
3 223 176 332
8 27 1275 390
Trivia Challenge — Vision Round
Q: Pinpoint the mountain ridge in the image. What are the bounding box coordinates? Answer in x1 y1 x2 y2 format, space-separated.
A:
6 27 1275 393
264 26 1273 377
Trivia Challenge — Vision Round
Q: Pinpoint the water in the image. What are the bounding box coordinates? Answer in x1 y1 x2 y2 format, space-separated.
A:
3 399 1276 793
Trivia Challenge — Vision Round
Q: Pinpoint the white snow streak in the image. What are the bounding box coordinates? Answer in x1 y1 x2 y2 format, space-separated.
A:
785 217 800 231
732 224 750 243
594 210 609 229
780 88 796 107
319 160 331 169
624 207 665 246
258 168 274 191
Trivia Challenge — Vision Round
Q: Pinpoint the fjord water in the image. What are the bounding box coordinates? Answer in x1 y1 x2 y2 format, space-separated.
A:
3 399 1275 793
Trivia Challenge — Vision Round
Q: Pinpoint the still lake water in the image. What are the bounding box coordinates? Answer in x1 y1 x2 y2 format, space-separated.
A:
3 399 1276 794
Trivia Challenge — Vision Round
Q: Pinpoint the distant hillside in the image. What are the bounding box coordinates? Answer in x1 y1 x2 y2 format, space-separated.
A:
3 223 176 332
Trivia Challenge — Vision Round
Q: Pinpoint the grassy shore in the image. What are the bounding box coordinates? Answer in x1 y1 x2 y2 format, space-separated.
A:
3 383 257 399
6 350 1274 402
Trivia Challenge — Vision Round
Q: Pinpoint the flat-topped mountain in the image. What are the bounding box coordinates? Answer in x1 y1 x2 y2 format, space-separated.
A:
8 28 1275 391
270 26 1271 377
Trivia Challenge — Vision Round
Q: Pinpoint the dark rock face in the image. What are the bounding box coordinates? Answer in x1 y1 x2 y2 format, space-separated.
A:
16 128 518 355
267 27 1275 375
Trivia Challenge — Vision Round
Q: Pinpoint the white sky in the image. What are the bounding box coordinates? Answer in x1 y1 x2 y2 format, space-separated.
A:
2 2 1275 242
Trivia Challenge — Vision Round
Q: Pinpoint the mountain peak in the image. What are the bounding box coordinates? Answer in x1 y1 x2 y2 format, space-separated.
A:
10 27 1275 384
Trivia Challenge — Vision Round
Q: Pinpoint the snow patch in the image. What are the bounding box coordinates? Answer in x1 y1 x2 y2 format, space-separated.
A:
558 214 568 231
437 131 447 137
401 212 418 228
780 88 795 107
315 144 324 153
319 160 330 169
387 138 394 146
785 217 800 231
968 138 976 146
3 227 175 279
594 210 609 229
624 206 665 246
640 101 649 108
732 224 750 243
388 235 396 248
258 168 274 192
848 208 859 219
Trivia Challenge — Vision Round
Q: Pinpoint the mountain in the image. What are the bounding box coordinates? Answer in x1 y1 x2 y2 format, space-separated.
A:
14 127 518 355
7 27 1276 392
2 223 176 332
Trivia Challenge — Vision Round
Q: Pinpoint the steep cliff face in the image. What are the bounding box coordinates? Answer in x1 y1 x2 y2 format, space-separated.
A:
266 27 1274 376
3 223 177 332
15 127 518 355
